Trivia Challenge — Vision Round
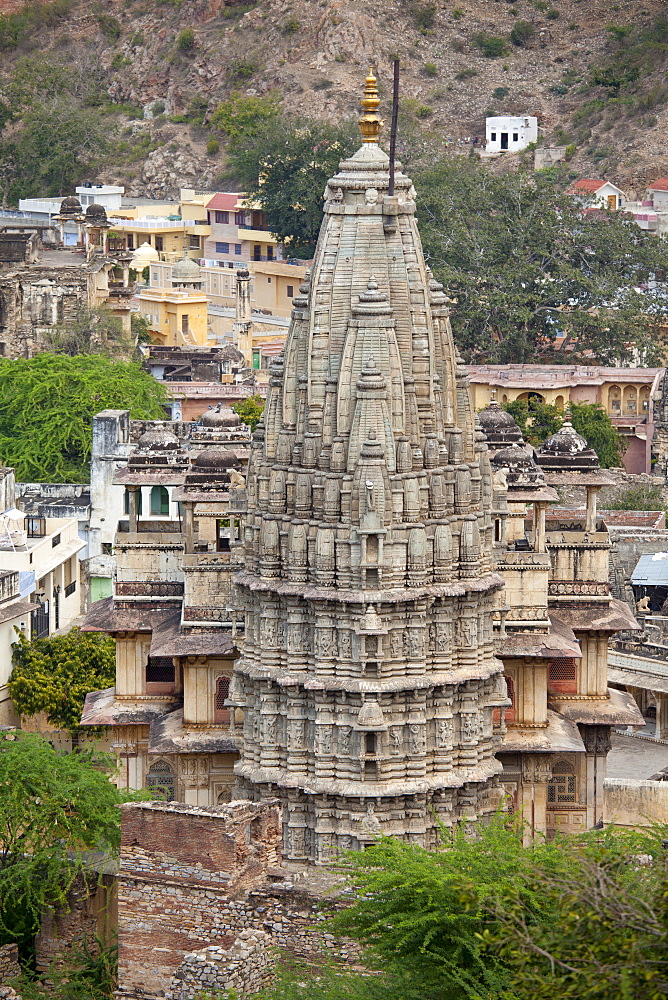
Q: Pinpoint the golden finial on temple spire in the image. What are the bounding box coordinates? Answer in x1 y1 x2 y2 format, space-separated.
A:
358 66 384 143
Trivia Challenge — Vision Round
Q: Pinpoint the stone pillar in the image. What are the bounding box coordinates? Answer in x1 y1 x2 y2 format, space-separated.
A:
653 691 668 740
520 755 551 843
183 501 195 554
127 486 139 533
533 502 546 553
585 486 598 532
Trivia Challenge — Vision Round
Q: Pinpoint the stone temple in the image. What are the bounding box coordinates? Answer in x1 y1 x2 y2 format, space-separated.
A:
232 72 509 862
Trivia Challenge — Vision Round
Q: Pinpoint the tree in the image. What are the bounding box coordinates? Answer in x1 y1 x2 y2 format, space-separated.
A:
2 96 110 202
9 628 116 737
210 90 281 142
415 159 668 364
223 117 359 258
503 397 563 445
233 394 265 432
259 818 668 1000
570 401 626 467
0 353 168 482
606 483 665 511
41 306 133 358
0 730 131 949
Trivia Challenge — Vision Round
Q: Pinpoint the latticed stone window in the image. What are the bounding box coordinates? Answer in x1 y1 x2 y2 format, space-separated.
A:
214 676 230 724
548 657 577 695
146 760 175 800
548 760 577 804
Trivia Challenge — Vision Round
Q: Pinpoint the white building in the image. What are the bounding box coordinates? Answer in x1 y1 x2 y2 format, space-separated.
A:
485 115 538 153
18 185 125 219
567 179 626 211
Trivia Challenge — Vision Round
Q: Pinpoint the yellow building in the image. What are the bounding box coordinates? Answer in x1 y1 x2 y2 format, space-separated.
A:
468 364 663 475
139 287 209 347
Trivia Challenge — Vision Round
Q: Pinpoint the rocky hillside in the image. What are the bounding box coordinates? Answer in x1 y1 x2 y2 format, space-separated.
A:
0 0 667 199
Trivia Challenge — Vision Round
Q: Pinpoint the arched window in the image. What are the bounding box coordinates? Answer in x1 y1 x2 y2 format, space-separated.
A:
146 760 175 800
548 760 576 804
623 385 637 413
640 387 651 413
607 385 621 412
214 675 230 724
150 485 170 516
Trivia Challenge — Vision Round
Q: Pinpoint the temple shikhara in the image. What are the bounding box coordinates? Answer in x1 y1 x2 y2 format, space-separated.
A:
81 71 643 865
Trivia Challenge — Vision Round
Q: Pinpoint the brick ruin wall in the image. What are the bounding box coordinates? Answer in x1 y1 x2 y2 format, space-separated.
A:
0 944 20 986
117 800 358 999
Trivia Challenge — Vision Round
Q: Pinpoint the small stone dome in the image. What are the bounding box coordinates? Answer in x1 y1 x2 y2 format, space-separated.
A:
131 242 160 266
194 448 239 469
171 255 201 282
137 427 180 451
59 196 82 216
84 203 108 222
357 700 386 730
492 445 536 473
478 400 518 431
539 420 588 455
201 406 241 429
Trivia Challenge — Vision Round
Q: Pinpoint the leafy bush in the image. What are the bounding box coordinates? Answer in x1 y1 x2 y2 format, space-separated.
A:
510 20 535 45
206 138 220 155
423 62 438 76
210 90 281 141
283 17 300 34
409 1 437 33
176 27 195 51
151 100 166 115
230 57 258 79
547 8 560 18
96 14 121 41
606 484 665 511
492 86 509 98
472 32 509 57
455 67 478 80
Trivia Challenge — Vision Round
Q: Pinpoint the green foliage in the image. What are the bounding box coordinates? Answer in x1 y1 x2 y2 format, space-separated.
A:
606 484 665 511
492 86 509 98
455 67 477 80
472 32 509 57
177 27 195 52
423 62 438 77
9 628 116 735
232 394 265 433
261 819 668 1000
223 116 358 258
408 1 437 34
510 20 535 46
151 100 166 115
210 91 281 141
570 401 626 467
41 306 133 358
546 8 559 19
230 57 258 80
16 935 118 1000
283 17 300 34
131 313 152 346
206 138 220 155
0 0 74 51
96 14 121 42
3 98 110 202
414 158 668 364
0 354 168 482
0 730 131 945
503 397 562 444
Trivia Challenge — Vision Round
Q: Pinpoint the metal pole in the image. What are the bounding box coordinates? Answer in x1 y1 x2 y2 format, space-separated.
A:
388 59 400 197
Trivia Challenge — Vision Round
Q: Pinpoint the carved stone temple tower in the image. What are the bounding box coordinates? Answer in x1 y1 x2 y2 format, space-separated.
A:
232 71 508 863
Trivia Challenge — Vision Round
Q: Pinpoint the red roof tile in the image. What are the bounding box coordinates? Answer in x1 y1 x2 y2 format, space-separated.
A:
206 192 242 211
647 177 668 192
569 179 606 193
